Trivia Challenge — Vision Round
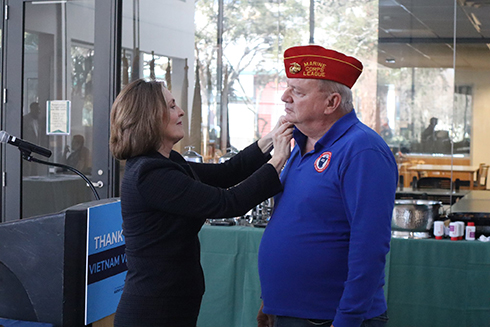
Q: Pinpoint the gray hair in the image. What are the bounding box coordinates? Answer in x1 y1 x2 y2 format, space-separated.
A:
318 79 354 111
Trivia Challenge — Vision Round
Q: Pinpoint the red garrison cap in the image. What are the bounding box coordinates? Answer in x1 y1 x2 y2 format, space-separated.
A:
283 45 363 88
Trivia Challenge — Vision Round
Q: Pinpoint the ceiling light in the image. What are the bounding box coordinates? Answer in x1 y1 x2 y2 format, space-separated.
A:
406 44 431 60
469 13 482 32
461 0 490 7
32 1 67 4
470 13 482 25
385 58 396 64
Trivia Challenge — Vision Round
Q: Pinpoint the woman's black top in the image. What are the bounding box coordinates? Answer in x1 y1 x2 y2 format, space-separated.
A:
114 142 282 326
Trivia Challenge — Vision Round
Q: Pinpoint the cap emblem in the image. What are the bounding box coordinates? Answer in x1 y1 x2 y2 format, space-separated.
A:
289 62 301 74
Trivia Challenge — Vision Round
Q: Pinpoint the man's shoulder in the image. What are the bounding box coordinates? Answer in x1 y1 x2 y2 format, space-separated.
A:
348 122 388 146
340 123 395 161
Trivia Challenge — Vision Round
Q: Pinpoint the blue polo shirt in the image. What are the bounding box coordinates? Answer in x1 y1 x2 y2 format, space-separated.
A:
258 110 398 327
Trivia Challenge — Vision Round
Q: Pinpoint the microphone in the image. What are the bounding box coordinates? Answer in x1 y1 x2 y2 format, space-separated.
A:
0 130 52 158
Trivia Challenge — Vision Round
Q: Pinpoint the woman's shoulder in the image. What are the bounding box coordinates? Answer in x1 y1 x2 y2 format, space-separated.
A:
127 151 187 174
127 152 167 170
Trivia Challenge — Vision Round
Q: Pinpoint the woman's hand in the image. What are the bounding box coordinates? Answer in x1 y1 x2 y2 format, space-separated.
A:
267 119 294 173
258 116 291 154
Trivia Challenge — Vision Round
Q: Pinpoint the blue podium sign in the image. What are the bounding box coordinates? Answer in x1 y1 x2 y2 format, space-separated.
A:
84 200 127 325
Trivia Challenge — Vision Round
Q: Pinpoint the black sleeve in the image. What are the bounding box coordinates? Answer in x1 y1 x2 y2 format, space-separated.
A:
188 142 271 188
137 161 282 219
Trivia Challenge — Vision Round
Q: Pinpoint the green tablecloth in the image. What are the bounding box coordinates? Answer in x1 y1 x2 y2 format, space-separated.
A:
198 225 490 327
386 238 490 327
198 225 264 327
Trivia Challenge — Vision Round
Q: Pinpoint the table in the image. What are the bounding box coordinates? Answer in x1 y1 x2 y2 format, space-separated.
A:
451 193 490 214
198 225 264 327
408 164 480 189
450 190 490 215
448 190 490 235
198 225 490 327
460 190 490 201
386 238 490 327
396 188 468 205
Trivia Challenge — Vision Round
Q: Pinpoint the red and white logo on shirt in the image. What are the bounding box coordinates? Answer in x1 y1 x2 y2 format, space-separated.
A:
314 151 331 173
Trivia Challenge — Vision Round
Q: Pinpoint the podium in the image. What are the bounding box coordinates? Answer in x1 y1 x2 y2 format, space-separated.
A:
0 198 124 327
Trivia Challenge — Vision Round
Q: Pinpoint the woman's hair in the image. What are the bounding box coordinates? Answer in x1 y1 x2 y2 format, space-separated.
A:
110 79 168 160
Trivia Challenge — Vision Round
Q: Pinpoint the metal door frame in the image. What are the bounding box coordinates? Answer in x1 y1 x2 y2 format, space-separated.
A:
1 0 121 222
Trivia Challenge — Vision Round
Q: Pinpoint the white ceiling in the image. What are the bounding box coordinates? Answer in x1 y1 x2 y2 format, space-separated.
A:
378 0 490 69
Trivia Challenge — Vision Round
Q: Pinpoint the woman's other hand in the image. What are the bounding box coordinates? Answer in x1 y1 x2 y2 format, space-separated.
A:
268 120 294 173
258 116 291 154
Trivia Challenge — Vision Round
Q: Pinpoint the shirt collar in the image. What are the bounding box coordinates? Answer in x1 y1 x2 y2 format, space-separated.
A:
293 109 359 152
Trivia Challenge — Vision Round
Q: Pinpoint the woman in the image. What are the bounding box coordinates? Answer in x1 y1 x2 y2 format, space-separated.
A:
110 79 293 327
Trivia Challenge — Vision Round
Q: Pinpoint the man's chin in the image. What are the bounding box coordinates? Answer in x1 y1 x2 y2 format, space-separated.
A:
284 113 295 123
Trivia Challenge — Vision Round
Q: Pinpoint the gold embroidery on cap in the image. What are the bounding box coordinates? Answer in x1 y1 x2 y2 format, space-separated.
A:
285 54 362 72
289 62 301 74
303 61 326 77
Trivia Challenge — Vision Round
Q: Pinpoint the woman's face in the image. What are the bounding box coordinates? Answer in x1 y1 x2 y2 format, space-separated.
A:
162 87 185 145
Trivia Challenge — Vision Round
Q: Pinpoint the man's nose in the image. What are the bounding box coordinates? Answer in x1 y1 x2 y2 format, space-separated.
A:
281 89 291 103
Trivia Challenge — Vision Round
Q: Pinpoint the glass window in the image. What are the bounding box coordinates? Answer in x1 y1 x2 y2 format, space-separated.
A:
191 0 489 189
22 1 96 218
116 0 489 191
118 0 195 184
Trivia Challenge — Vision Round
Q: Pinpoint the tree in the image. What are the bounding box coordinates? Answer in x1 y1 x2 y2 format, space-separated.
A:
195 0 307 150
314 0 378 58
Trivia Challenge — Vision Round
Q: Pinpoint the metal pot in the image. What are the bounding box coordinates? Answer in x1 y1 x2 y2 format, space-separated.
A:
218 147 238 163
392 200 442 232
182 146 203 163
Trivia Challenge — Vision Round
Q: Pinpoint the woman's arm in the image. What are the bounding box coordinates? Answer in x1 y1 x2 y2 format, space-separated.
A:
137 160 283 219
191 116 293 187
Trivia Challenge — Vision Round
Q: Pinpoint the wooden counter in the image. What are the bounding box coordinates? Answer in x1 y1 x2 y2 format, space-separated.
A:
397 153 471 188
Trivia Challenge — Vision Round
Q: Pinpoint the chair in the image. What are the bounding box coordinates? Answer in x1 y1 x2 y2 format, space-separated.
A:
475 164 489 190
457 163 489 190
398 163 412 189
416 177 452 190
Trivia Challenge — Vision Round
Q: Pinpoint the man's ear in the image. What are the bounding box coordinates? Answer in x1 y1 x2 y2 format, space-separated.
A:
323 93 342 115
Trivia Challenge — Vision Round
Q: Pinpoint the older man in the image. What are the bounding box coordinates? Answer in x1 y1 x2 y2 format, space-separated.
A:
257 45 398 327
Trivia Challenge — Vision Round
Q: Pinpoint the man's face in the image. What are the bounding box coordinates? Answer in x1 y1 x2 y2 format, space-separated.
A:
72 138 82 151
281 78 329 128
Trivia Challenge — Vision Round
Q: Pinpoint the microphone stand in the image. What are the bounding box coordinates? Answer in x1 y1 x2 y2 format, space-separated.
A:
20 148 101 201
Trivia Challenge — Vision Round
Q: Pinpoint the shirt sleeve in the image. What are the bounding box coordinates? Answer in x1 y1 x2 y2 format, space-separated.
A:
332 148 397 327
